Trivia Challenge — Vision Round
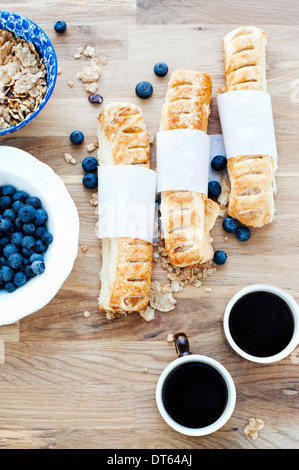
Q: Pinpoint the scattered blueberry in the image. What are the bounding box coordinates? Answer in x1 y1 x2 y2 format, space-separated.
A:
31 260 45 276
214 250 227 265
54 20 67 33
70 130 84 145
154 62 168 77
88 94 103 104
135 81 153 99
83 173 98 189
236 226 251 242
222 216 239 234
82 157 98 172
211 155 227 172
208 180 222 199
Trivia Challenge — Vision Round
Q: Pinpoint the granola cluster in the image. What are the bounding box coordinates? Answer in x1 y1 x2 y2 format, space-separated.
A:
74 45 106 94
0 29 47 130
244 417 264 440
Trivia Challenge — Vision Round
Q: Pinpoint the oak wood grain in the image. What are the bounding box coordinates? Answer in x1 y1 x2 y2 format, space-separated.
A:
0 0 298 450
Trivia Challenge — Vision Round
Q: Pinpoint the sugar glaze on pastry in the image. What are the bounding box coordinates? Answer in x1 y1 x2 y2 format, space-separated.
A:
159 70 219 268
220 26 277 227
97 102 153 313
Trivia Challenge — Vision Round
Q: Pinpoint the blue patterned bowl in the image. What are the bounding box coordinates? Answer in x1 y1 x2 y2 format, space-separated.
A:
0 11 57 135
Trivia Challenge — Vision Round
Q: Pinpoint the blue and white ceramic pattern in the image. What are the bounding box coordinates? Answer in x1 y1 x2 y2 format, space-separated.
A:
0 11 57 135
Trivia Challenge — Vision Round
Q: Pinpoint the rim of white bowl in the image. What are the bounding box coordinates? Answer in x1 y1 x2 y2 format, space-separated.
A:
156 354 236 437
223 284 299 364
0 146 79 325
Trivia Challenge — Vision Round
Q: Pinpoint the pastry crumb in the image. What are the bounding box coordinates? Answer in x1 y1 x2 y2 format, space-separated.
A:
218 174 230 211
68 79 74 87
149 281 176 312
87 140 99 153
139 305 155 322
244 417 264 440
81 244 89 253
100 55 107 65
142 367 148 373
74 53 82 60
148 131 154 144
63 153 76 164
89 192 98 206
167 334 174 343
205 287 213 293
83 310 91 318
77 57 101 93
57 66 62 75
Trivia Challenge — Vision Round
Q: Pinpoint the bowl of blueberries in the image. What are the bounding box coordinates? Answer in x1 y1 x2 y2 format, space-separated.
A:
0 146 79 326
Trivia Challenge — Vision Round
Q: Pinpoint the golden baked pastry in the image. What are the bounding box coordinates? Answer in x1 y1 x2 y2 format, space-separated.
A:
220 27 276 227
159 70 219 267
97 102 153 313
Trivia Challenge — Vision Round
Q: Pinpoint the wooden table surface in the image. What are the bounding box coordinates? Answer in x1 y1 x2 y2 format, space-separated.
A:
0 0 298 450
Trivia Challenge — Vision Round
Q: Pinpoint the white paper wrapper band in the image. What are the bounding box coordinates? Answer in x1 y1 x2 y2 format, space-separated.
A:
156 129 210 195
217 90 277 160
97 165 157 243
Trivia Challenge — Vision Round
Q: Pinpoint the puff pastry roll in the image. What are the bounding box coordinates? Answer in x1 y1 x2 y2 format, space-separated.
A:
220 27 276 227
97 102 153 313
159 71 219 268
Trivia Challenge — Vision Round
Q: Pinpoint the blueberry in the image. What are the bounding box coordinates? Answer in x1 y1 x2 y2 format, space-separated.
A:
29 253 44 263
35 239 47 253
3 244 18 259
0 196 12 211
82 157 98 172
154 62 168 77
0 256 8 267
88 94 103 104
135 81 153 99
222 216 239 234
12 200 24 213
11 232 23 247
70 130 84 145
26 196 41 209
8 253 24 269
22 235 35 250
214 250 227 265
14 217 23 231
0 237 10 248
12 190 29 202
3 209 16 222
0 218 14 235
82 173 98 189
4 281 16 293
236 226 251 242
22 223 36 236
23 264 35 278
41 231 53 245
1 185 16 196
18 204 36 223
208 180 222 199
35 226 47 238
13 271 27 287
211 155 227 172
31 260 45 275
54 20 67 33
21 247 34 259
34 208 48 226
0 265 14 282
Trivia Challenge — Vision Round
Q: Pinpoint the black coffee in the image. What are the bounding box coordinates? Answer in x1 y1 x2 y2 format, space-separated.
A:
162 362 228 429
229 291 294 357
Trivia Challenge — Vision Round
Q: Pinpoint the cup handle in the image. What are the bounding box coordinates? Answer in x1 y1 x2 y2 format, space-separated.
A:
173 332 192 357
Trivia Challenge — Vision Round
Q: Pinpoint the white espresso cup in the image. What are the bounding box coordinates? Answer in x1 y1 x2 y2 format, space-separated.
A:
156 333 236 437
223 284 299 364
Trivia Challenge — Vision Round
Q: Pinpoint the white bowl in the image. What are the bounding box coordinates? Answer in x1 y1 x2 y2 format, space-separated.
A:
0 146 79 325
